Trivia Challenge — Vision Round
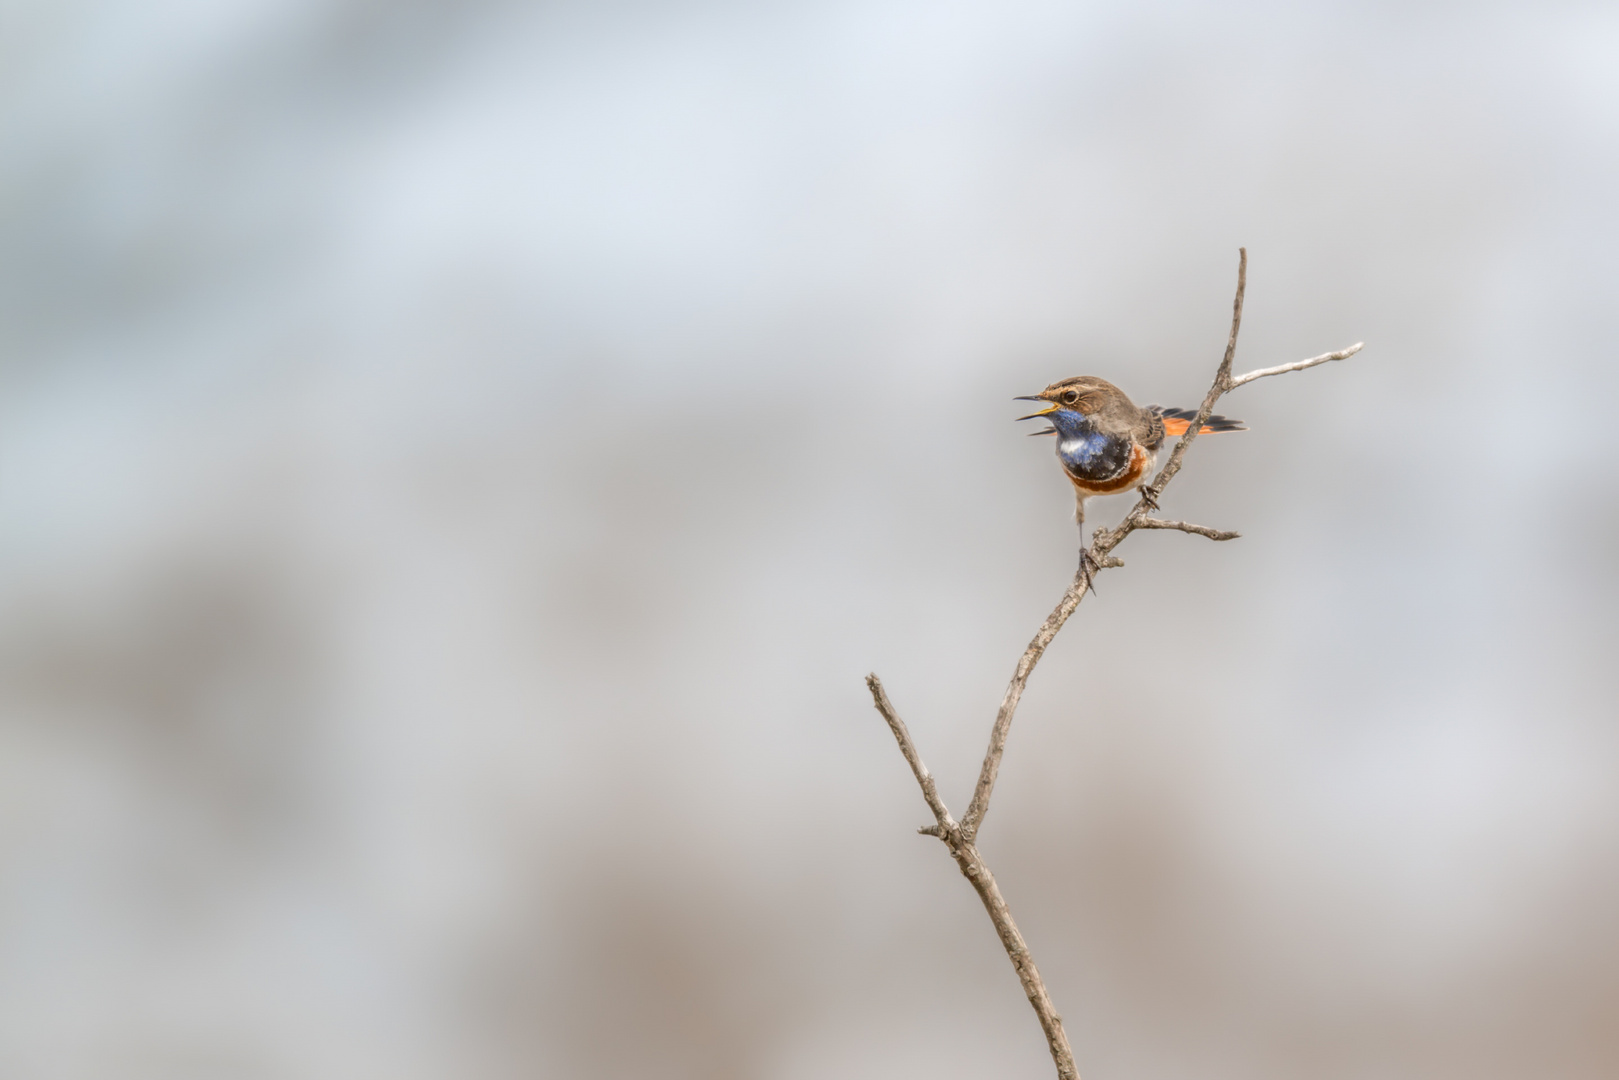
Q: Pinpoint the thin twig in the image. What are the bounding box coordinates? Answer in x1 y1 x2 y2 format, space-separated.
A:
865 248 1362 1080
1135 517 1240 541
1229 343 1363 388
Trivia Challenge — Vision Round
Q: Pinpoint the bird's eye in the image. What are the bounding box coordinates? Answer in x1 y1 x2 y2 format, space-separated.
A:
1062 390 1081 405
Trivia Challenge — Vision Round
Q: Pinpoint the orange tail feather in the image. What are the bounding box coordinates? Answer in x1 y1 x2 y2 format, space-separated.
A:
1158 407 1247 436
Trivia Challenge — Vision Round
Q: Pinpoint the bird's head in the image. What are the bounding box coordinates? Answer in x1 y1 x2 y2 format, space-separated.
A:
1014 376 1130 432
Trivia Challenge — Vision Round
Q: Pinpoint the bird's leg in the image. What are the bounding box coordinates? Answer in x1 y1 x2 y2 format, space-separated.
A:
1075 497 1101 586
1136 482 1160 512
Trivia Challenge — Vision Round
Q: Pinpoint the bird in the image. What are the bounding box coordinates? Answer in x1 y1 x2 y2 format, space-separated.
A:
1015 376 1245 555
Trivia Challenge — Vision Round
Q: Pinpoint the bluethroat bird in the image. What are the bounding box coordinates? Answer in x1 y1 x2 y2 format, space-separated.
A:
1016 376 1245 550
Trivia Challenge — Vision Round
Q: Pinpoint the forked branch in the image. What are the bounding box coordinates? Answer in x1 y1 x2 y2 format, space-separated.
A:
867 249 1361 1080
866 673 1078 1080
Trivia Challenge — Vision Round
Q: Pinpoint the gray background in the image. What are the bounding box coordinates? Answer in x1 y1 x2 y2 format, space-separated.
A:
1 2 1616 1078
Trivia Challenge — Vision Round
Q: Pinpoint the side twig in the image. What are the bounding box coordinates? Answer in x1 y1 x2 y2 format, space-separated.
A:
1228 343 1364 388
866 674 956 836
1135 517 1240 541
866 248 1361 1080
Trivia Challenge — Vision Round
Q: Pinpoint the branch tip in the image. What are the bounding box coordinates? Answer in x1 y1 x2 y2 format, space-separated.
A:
1229 341 1364 389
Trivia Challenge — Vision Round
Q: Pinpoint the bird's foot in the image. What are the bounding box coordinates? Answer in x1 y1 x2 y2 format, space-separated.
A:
1078 546 1103 590
1136 485 1160 512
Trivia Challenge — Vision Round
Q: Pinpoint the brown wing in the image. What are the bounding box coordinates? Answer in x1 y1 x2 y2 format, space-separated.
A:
1135 408 1167 452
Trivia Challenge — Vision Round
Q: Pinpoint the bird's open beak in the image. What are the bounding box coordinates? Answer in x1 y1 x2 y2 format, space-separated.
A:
1013 395 1058 421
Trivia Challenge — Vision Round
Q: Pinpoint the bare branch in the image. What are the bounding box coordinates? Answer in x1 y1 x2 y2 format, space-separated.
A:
1229 342 1363 388
1215 247 1249 389
1136 248 1248 507
963 247 1251 844
865 248 1358 1080
1136 517 1240 541
865 674 959 838
960 562 1092 841
865 673 1079 1078
952 846 1078 1080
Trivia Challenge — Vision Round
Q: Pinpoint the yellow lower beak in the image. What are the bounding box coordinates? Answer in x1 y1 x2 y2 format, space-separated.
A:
1014 402 1058 421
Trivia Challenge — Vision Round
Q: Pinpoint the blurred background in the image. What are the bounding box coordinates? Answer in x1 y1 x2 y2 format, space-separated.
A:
1 1 1616 1078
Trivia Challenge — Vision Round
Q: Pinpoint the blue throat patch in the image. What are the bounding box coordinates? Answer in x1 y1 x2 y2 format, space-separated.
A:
1050 409 1130 481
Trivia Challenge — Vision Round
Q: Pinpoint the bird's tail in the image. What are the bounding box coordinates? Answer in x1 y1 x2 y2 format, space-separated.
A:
1155 406 1247 435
